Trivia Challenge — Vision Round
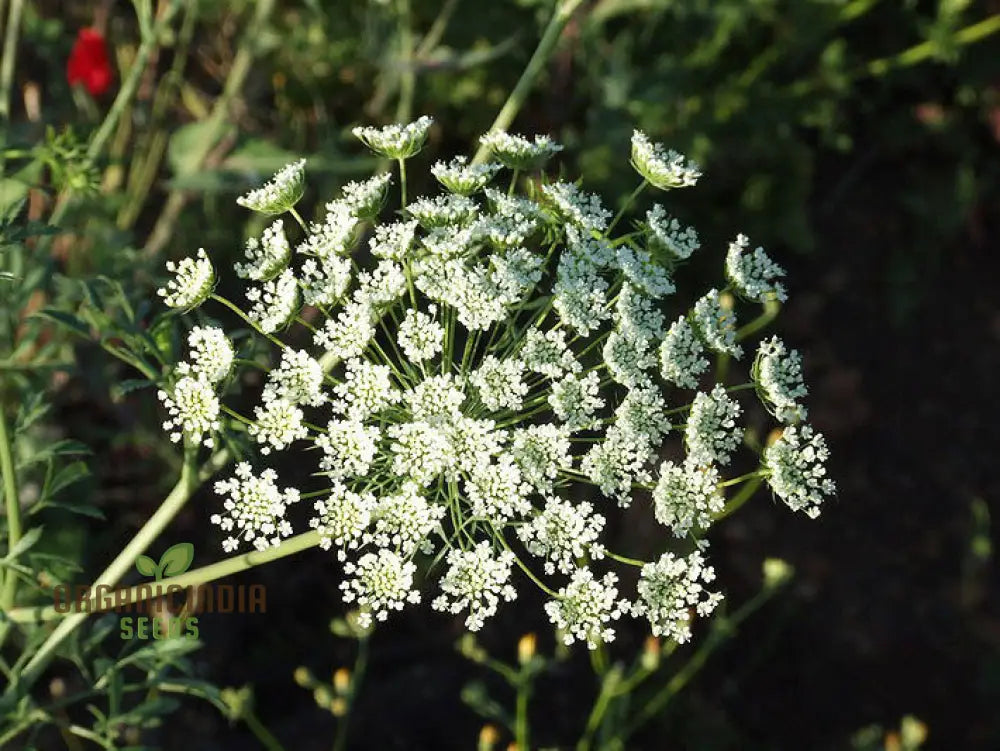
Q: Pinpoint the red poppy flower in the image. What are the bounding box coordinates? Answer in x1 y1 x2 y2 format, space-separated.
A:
67 28 113 97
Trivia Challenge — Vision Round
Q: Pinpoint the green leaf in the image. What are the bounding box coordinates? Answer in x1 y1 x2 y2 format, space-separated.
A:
33 500 105 520
111 697 181 727
5 221 61 243
1 526 44 563
158 542 194 577
135 555 157 578
223 138 302 173
112 378 155 400
159 678 230 715
48 460 90 497
168 121 232 176
0 179 30 222
19 439 90 470
26 551 83 574
14 392 49 433
33 308 91 337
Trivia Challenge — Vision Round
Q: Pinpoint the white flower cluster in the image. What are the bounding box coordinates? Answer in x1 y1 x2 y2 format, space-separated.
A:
211 463 300 552
647 204 700 260
158 248 214 310
725 234 788 303
432 156 502 195
754 336 808 422
630 130 702 190
432 543 518 631
764 425 836 518
236 220 291 281
479 130 563 170
236 159 306 215
157 123 833 646
633 549 723 643
353 116 433 160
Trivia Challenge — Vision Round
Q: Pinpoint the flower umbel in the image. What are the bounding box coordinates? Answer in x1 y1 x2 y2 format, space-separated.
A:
353 116 434 160
630 131 702 190
158 248 215 311
237 159 306 215
157 130 833 649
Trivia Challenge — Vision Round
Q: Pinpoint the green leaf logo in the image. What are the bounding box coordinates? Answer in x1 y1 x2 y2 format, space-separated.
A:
135 555 157 578
135 543 194 581
159 542 194 578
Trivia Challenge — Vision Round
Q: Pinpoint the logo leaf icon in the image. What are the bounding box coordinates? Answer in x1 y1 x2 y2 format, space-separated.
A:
135 555 157 578
158 542 194 578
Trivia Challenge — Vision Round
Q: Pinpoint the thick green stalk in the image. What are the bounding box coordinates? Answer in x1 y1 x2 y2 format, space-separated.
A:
86 1 183 164
143 0 277 257
118 0 200 229
0 401 21 645
6 524 319 625
11 447 229 693
471 0 585 164
0 0 23 122
865 13 1000 76
243 707 287 751
514 671 533 750
395 0 415 124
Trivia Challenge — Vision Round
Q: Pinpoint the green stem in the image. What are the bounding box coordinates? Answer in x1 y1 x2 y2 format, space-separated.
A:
0 0 23 122
143 0 277 257
87 1 183 164
713 475 764 522
514 673 531 750
603 550 646 568
620 586 779 741
735 299 781 342
415 0 461 58
471 0 585 164
210 293 287 350
0 399 22 647
10 447 229 693
577 666 622 751
719 469 765 488
864 13 1000 77
333 633 371 751
119 0 200 230
289 206 309 231
244 708 286 751
395 0 415 125
606 180 647 235
6 522 320 626
398 158 408 208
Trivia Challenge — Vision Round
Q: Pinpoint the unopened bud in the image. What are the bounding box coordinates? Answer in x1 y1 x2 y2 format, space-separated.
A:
900 716 928 748
49 678 66 698
517 633 536 665
478 724 499 751
312 685 333 709
293 666 314 688
640 636 661 670
333 667 351 694
762 558 793 589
